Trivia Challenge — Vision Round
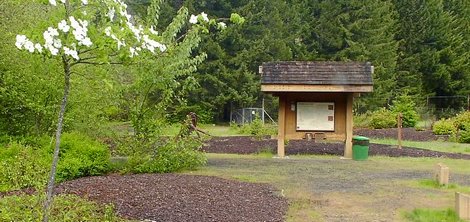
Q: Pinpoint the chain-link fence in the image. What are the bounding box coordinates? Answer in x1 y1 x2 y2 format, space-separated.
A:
426 96 470 119
230 108 276 125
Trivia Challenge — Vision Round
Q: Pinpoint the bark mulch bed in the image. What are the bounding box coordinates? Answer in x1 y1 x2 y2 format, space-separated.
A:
53 173 287 222
203 128 470 160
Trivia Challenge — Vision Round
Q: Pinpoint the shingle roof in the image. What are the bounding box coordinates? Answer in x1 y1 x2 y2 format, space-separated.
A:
260 61 373 85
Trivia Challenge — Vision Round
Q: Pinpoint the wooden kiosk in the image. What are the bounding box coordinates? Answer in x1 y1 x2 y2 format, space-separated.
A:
260 61 373 158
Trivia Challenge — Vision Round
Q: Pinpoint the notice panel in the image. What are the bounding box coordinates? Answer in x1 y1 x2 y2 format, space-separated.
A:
296 102 335 131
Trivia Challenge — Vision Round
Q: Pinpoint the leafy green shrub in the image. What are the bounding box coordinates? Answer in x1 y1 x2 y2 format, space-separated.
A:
459 130 470 143
432 119 456 135
55 132 111 182
454 111 470 130
0 142 50 192
233 117 277 138
391 94 420 127
458 124 470 143
0 194 124 221
124 137 207 173
369 108 397 129
0 133 112 191
354 112 371 129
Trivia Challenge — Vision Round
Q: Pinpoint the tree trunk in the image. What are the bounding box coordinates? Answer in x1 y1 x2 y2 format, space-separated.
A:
42 56 71 222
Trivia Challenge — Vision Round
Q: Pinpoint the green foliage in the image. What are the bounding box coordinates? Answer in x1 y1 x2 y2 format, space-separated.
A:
403 208 464 222
369 108 397 129
394 0 470 111
431 112 470 143
0 194 126 221
230 13 246 24
0 142 50 192
459 128 470 144
391 94 420 128
233 118 277 139
0 133 111 192
354 112 371 129
186 0 295 121
454 111 470 130
55 132 111 182
246 117 265 136
432 119 456 135
0 1 62 136
167 104 214 124
125 4 211 140
123 137 207 173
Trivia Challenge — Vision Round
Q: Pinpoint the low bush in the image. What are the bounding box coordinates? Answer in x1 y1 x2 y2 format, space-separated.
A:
354 112 371 129
454 111 470 130
459 128 470 143
124 137 207 174
0 142 50 192
0 132 111 191
432 112 470 143
233 118 277 138
0 194 125 221
55 132 111 182
369 108 397 129
432 119 456 135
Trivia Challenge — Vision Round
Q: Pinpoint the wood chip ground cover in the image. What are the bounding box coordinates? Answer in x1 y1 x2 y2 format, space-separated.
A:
55 174 287 222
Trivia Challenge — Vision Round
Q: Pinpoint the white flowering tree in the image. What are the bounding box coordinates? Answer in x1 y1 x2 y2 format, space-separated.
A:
15 0 238 220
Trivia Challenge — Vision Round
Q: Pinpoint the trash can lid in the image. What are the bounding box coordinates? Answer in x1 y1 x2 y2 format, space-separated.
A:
353 136 369 141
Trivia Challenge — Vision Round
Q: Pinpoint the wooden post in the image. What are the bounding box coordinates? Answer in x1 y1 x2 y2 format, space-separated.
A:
456 192 470 220
344 93 353 158
277 97 286 158
434 163 449 186
242 108 245 125
230 102 233 123
262 96 265 124
398 113 403 149
467 94 469 111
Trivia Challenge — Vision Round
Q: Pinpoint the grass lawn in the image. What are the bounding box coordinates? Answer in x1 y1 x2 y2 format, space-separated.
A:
371 138 470 154
186 153 470 222
162 124 254 136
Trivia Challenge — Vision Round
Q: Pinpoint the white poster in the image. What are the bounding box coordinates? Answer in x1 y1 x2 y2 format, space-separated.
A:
296 102 335 131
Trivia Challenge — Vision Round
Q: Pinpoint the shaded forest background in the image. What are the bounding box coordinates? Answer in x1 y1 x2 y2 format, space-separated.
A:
152 0 470 122
1 0 470 137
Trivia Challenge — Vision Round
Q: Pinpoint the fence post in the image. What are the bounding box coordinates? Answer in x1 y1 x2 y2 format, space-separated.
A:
242 109 245 125
398 113 403 149
467 94 469 111
230 102 233 123
262 97 265 124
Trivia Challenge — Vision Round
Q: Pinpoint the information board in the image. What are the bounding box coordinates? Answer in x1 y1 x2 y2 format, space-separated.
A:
296 102 335 131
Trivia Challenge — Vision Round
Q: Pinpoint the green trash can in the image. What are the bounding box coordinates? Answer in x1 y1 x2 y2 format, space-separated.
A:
352 136 370 161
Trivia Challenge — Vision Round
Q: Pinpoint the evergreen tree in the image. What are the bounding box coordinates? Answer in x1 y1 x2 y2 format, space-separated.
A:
336 0 399 111
443 0 470 97
293 0 399 111
185 0 295 121
393 0 467 108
